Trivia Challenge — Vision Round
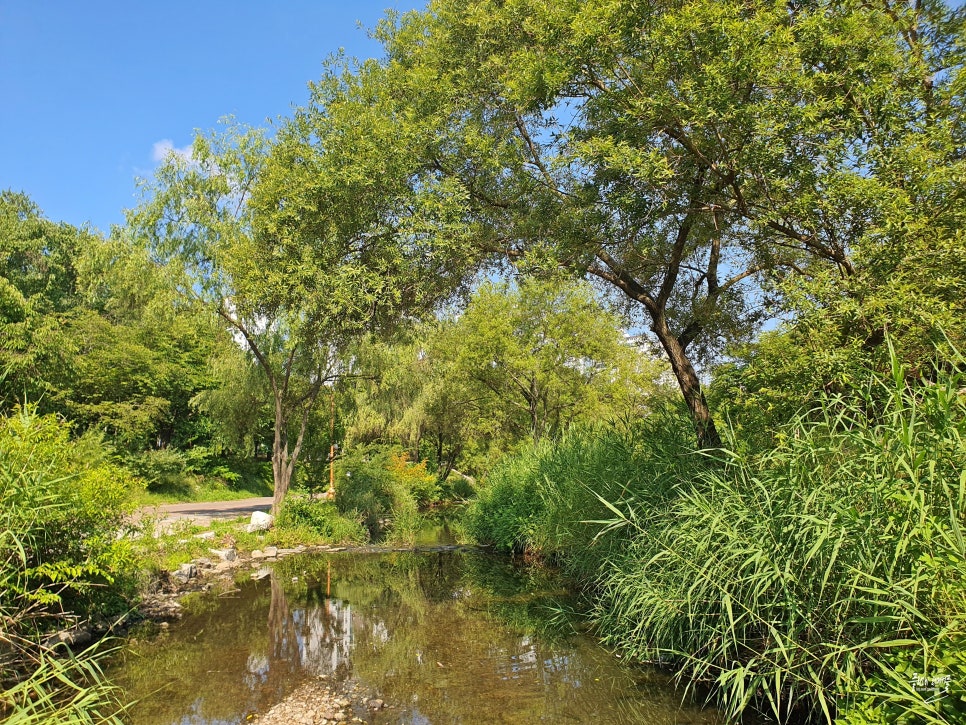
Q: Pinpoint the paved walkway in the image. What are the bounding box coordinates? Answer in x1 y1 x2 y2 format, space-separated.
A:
140 497 273 532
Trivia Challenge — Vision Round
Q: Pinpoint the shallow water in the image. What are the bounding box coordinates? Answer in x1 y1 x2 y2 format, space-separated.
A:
110 549 723 724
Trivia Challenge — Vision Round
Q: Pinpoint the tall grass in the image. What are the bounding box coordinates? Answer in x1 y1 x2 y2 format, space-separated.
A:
594 351 966 722
468 348 966 721
467 407 700 578
1 646 126 725
0 408 132 723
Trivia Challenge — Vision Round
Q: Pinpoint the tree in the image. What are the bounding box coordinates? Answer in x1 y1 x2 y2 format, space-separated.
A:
0 193 218 450
295 0 964 447
433 278 666 444
131 121 444 512
0 191 85 409
345 278 668 478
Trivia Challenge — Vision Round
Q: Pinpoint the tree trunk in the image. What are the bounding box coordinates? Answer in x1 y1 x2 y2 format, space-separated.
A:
652 317 722 449
271 396 291 515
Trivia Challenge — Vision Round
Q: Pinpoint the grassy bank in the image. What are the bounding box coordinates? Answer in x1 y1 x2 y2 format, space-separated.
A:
0 408 133 723
466 357 966 722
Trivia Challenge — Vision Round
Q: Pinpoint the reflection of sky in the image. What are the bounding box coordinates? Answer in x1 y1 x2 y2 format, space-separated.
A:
286 599 354 676
116 552 723 724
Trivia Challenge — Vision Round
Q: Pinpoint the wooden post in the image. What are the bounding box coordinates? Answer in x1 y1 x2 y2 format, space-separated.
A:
326 388 336 500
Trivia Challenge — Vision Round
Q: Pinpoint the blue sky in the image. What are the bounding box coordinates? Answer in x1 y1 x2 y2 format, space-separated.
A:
0 1 424 234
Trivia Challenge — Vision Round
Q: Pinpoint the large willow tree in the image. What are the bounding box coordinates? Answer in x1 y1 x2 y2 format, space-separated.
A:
294 0 964 448
132 122 450 511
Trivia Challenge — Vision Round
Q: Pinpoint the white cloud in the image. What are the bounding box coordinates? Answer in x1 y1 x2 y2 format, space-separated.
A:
151 139 193 163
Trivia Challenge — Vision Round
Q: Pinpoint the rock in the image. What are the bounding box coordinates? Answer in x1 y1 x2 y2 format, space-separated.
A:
368 699 384 711
246 510 274 533
139 596 182 621
194 531 216 540
172 562 197 583
251 567 271 580
263 545 278 559
43 625 92 649
251 549 265 559
209 548 237 562
215 560 238 573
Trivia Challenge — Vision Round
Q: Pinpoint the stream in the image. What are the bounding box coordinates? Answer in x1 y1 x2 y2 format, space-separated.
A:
109 546 724 724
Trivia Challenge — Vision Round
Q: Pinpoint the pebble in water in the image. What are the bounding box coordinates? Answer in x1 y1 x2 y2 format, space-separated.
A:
251 679 381 725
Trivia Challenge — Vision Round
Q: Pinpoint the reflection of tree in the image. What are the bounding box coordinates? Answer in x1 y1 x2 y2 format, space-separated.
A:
268 568 354 680
115 552 721 724
268 571 297 664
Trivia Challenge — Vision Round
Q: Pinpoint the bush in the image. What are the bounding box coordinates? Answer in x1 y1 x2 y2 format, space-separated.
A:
334 452 395 536
594 352 966 722
0 407 135 722
124 447 189 492
466 406 698 577
334 447 428 541
387 452 439 508
275 495 367 545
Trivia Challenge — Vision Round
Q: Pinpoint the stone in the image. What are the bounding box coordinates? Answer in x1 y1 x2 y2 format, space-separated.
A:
194 530 216 540
172 562 197 583
367 699 384 711
215 560 237 573
246 510 274 533
209 547 237 562
251 567 271 580
43 625 92 649
263 545 278 559
251 549 265 559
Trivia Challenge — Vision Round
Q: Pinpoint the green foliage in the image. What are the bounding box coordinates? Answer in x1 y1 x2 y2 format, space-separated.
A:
594 352 966 722
345 280 670 479
0 407 135 722
466 408 697 576
431 277 668 445
0 408 139 624
839 635 966 725
466 450 545 555
1 646 126 725
125 447 189 491
333 447 429 542
275 495 367 545
292 0 965 447
386 452 440 508
0 191 86 410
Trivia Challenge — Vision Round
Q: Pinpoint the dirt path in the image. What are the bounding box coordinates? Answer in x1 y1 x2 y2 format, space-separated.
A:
140 496 273 532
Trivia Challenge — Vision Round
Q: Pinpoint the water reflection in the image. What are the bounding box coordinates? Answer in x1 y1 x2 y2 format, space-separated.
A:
111 551 722 724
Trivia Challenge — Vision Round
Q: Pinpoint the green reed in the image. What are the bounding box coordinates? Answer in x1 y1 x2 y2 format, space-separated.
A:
594 348 966 722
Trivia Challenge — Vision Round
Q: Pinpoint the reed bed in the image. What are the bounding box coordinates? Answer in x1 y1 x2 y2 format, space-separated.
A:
470 349 966 721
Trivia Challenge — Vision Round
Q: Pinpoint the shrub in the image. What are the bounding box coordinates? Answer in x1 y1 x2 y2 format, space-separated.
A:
275 495 367 545
334 447 429 541
387 452 439 508
334 452 395 536
594 352 966 722
124 447 189 492
0 407 135 722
